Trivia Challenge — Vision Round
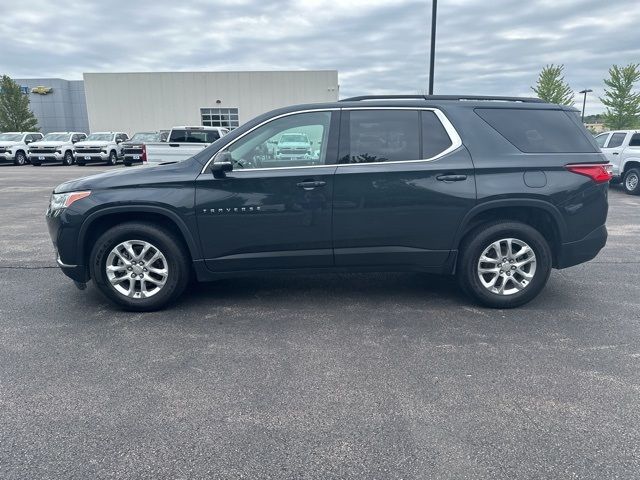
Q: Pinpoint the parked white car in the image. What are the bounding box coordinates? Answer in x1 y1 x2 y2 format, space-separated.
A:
28 132 86 166
0 132 43 165
595 130 640 194
74 132 129 166
144 126 228 164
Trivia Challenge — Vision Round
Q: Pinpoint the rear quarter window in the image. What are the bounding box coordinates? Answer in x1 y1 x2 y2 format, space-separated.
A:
475 108 596 153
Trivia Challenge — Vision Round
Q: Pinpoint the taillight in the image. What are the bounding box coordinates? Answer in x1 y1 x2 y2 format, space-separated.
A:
141 144 147 163
565 163 612 183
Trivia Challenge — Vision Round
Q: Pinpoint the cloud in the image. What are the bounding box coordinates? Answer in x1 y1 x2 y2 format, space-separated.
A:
0 0 638 114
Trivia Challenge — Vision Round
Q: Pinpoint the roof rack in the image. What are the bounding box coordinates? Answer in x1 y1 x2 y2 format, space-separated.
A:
339 94 545 103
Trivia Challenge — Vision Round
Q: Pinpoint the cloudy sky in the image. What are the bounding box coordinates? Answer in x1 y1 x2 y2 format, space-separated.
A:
1 0 639 115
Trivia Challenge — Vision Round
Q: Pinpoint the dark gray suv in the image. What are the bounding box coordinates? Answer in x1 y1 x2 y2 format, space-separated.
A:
46 95 610 311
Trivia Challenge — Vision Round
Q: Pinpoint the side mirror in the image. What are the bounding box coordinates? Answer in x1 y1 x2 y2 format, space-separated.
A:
211 151 233 178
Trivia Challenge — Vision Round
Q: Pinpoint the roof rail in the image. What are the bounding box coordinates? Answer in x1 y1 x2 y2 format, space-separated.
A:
339 94 545 103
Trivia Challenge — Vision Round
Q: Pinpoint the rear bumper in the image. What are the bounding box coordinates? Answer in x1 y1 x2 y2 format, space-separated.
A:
556 224 607 269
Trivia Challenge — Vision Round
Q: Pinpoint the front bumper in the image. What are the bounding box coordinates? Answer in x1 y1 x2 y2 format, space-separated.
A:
74 152 109 162
556 224 607 269
46 209 89 283
29 152 63 162
1 151 16 162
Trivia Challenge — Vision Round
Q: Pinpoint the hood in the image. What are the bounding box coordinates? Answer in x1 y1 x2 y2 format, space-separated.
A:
74 140 112 147
29 140 70 148
0 141 21 147
53 156 200 193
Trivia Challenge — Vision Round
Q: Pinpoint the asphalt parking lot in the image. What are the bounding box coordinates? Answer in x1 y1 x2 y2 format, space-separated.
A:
1 163 639 479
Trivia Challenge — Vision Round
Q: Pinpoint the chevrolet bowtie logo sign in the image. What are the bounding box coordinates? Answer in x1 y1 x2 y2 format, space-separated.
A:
31 86 53 95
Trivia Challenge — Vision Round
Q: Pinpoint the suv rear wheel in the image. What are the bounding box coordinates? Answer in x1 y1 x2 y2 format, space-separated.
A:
457 221 552 308
90 222 190 311
623 168 640 195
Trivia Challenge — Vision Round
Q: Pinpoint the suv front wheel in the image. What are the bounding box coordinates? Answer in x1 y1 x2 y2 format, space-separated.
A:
90 222 190 311
457 221 552 308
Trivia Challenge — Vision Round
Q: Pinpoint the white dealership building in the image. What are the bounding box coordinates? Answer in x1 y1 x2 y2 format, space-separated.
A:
83 70 339 134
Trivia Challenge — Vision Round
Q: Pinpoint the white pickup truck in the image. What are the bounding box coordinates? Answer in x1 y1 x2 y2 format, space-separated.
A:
595 130 640 194
144 126 228 164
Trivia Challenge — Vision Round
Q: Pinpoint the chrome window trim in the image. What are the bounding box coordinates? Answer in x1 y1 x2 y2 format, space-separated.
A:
200 107 462 174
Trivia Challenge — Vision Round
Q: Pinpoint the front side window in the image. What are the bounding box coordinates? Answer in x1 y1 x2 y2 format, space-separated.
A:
594 133 609 148
225 111 331 169
340 110 420 164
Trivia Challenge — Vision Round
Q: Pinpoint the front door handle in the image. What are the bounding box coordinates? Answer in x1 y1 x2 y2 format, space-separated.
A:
436 174 467 182
612 152 619 155
296 180 326 190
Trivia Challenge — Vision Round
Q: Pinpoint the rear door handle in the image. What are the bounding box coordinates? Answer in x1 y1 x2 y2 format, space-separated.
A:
296 180 326 190
436 174 467 182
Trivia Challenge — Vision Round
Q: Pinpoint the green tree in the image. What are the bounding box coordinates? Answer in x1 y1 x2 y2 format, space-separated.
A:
600 64 640 129
0 75 38 131
531 64 575 106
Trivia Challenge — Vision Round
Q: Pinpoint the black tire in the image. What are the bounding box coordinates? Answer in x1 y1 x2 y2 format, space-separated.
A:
31 161 42 166
14 150 27 166
62 150 74 166
76 160 85 166
457 221 552 309
622 168 640 195
107 150 117 166
90 222 190 311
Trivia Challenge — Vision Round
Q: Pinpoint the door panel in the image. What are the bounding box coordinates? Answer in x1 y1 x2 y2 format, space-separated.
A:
602 132 628 176
333 149 476 267
195 110 339 272
196 167 336 271
332 108 475 268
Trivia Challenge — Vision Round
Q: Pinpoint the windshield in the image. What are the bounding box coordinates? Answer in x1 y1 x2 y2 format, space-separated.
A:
279 134 308 143
0 133 23 141
130 132 159 142
42 133 71 142
86 133 113 141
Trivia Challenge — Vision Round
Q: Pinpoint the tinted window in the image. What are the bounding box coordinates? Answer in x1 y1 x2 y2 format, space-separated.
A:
170 129 219 143
341 110 420 163
422 111 453 158
630 133 640 147
475 108 596 153
607 132 626 148
594 133 609 148
226 111 330 169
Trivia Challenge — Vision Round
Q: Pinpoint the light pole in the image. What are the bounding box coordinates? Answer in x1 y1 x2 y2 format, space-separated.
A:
579 89 593 122
428 0 438 95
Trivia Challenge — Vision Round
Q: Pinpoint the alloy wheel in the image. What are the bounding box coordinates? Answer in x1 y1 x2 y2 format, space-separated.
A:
477 238 537 296
105 240 168 299
625 172 638 192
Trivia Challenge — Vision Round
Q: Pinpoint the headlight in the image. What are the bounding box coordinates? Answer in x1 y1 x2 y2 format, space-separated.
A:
49 191 91 212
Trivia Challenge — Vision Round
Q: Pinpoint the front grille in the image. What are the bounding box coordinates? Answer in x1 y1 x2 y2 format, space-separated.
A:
30 147 56 154
124 146 143 155
279 148 308 155
75 148 102 154
0 148 6 154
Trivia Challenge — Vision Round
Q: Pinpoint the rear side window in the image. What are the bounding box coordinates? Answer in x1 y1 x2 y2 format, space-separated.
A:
475 108 596 153
607 132 627 148
422 111 452 158
170 129 220 143
630 133 640 147
340 110 420 163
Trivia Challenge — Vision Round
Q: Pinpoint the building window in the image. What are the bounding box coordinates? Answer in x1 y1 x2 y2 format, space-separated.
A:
201 108 239 129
